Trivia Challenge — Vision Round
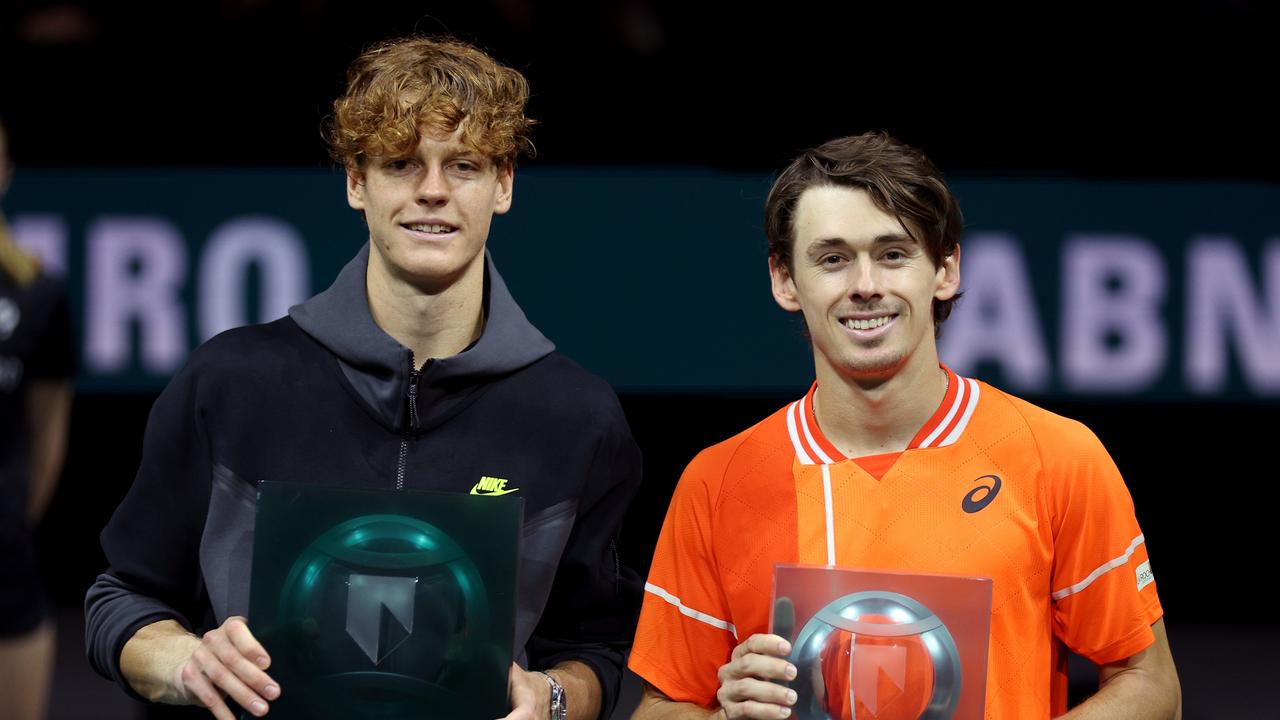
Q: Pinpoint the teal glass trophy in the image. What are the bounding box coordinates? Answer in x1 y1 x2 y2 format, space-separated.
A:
247 482 522 719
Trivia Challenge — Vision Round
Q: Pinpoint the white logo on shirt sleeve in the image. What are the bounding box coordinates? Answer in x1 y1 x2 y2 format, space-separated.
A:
1135 559 1155 592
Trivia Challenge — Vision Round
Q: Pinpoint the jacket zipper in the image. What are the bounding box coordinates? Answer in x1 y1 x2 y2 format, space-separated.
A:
610 539 621 594
396 352 420 491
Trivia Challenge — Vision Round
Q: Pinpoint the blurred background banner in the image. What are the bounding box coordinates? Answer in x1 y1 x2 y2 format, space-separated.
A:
9 169 1278 400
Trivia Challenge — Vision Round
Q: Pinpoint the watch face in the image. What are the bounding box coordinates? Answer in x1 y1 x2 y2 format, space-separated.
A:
544 674 567 720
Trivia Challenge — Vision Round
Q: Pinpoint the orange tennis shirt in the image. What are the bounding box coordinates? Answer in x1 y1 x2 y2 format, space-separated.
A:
629 367 1163 718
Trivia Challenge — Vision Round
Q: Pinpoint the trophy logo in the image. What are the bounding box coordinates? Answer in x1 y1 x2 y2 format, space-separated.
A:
849 643 909 715
345 574 418 665
787 591 962 719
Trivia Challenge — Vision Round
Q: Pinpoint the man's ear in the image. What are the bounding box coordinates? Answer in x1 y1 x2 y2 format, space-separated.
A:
346 168 366 211
770 256 802 313
493 162 514 215
934 244 960 302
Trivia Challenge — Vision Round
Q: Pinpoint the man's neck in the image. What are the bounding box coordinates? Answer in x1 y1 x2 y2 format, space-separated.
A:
365 252 486 371
812 351 948 459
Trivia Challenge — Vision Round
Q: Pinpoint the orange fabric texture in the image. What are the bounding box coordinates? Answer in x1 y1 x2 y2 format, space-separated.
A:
630 375 1163 719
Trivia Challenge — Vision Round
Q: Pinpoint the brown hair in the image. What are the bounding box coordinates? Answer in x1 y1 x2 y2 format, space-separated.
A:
764 132 964 329
325 36 535 172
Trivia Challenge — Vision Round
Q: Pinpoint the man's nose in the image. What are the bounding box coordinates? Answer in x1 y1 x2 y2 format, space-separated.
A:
847 258 882 301
416 165 449 204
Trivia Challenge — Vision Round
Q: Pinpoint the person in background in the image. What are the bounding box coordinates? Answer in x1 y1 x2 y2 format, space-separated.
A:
0 115 76 720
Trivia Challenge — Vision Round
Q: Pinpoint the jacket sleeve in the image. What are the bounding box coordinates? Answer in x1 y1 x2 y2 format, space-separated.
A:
526 393 643 720
84 361 214 698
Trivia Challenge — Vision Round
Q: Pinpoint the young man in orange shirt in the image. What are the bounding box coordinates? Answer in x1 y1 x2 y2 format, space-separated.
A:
629 133 1179 719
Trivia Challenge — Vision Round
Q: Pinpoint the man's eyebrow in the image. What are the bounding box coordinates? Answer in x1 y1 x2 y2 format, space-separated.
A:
805 232 918 254
805 237 847 255
871 231 919 246
443 144 486 158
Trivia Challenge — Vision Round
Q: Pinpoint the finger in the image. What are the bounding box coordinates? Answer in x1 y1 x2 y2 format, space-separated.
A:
207 627 279 700
732 634 792 661
194 645 270 717
720 652 796 683
719 677 798 707
180 662 237 720
727 700 794 719
225 617 272 671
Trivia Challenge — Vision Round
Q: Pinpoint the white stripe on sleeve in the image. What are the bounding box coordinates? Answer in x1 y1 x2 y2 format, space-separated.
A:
1051 534 1146 602
645 582 739 639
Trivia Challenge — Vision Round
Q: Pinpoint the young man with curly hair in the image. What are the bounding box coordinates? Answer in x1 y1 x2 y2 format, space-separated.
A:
86 37 641 720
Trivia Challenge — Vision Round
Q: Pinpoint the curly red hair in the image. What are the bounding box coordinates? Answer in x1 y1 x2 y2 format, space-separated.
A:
325 36 535 171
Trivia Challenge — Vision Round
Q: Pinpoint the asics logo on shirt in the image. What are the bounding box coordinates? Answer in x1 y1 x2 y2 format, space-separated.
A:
962 474 1002 513
471 475 519 496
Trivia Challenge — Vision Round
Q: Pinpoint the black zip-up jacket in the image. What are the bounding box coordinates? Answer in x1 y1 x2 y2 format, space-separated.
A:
85 246 643 718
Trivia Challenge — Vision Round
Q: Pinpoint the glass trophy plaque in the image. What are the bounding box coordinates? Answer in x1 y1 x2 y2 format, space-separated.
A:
247 481 522 719
771 565 992 720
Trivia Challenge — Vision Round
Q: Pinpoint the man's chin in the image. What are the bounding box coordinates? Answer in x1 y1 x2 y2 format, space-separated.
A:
833 352 910 385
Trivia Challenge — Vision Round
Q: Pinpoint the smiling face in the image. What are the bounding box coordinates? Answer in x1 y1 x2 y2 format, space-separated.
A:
770 185 960 383
347 125 513 294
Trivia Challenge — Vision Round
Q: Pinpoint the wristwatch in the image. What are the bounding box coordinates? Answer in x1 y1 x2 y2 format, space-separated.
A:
537 671 567 720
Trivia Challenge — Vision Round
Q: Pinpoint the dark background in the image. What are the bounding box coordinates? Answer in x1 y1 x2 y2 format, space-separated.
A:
5 1 1277 178
4 2 1277 718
